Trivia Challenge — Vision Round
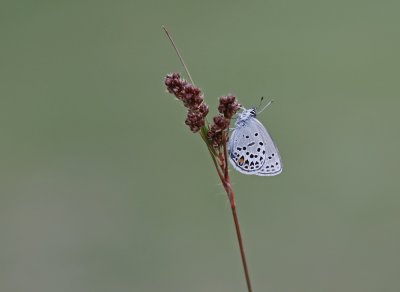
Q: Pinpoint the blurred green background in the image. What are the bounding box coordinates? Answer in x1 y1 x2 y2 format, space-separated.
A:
1 0 400 291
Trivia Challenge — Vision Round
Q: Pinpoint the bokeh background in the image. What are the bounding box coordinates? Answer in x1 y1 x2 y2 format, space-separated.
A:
1 0 400 291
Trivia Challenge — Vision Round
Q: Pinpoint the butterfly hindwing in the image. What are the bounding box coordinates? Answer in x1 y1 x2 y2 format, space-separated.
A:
228 110 282 176
228 118 268 174
250 118 282 176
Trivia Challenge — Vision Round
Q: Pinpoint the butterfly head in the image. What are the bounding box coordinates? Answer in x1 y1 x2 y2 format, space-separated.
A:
235 98 274 124
235 107 257 126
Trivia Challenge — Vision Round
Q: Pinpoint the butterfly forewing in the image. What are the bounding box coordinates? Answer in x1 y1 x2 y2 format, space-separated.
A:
228 114 282 176
228 118 268 174
250 118 282 176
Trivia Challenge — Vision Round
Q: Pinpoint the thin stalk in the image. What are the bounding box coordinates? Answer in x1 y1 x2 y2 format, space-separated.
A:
222 132 253 292
162 25 195 86
163 25 210 130
163 26 253 292
225 182 253 292
207 149 225 184
223 134 229 180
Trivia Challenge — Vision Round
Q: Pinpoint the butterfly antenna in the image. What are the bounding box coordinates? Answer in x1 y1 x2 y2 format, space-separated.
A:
257 96 264 109
162 25 195 85
257 99 274 114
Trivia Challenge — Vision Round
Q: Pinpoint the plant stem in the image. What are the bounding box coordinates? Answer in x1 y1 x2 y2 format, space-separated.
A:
162 25 195 86
226 182 253 292
207 147 225 183
211 137 253 292
163 25 253 292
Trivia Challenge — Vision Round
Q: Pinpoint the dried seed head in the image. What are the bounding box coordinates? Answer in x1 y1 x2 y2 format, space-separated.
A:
181 84 204 109
207 115 230 148
165 73 186 97
165 73 205 110
207 127 224 148
212 115 230 130
165 72 209 133
218 95 241 119
198 103 209 117
185 110 206 133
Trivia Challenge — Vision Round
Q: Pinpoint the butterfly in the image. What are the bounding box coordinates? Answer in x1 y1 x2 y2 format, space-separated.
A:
228 101 282 176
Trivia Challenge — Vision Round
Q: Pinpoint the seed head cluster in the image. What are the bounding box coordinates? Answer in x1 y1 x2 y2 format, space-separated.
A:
164 73 241 149
165 73 209 133
218 95 241 119
207 115 229 148
208 95 241 148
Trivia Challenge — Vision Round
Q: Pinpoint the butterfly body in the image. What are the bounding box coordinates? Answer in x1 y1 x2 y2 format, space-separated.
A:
228 108 282 176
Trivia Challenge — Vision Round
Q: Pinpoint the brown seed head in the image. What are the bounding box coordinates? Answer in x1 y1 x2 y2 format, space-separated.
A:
185 110 206 133
207 115 230 148
218 95 241 119
198 103 209 117
165 73 204 110
212 115 230 130
165 72 209 133
165 73 187 99
181 84 204 109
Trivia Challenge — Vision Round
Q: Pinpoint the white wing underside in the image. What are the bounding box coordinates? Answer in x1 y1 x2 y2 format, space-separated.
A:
228 118 282 176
